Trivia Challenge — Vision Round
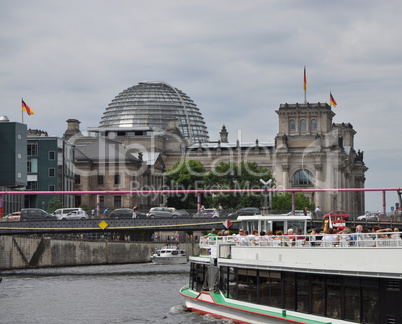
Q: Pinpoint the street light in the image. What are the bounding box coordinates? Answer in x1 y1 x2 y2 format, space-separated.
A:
260 179 272 213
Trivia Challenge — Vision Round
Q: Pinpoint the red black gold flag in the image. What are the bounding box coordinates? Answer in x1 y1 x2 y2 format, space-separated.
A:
303 66 307 92
22 99 34 115
330 92 337 107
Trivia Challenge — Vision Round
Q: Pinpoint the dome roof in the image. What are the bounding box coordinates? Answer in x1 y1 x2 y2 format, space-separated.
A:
99 81 209 143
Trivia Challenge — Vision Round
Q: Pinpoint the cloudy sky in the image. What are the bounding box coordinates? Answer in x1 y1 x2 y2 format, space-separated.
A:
1 1 401 211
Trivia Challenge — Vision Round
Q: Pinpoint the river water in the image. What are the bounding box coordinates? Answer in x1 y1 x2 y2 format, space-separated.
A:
0 263 231 324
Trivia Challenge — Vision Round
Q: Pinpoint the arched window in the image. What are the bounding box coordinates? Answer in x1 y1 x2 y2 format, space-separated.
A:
289 119 295 131
311 119 317 131
300 119 306 131
294 169 313 185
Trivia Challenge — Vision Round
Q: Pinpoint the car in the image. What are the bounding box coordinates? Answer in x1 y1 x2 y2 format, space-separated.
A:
53 208 84 220
176 209 189 217
357 212 379 221
109 208 136 219
323 210 349 220
146 207 180 218
194 208 220 218
20 208 57 221
62 210 89 220
2 211 21 222
228 207 261 218
286 210 313 217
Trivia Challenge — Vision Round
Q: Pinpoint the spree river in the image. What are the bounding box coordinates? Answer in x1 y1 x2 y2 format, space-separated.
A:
0 263 231 324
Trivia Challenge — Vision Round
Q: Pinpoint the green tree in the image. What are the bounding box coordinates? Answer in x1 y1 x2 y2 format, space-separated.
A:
165 159 206 209
47 197 62 213
203 161 273 209
272 192 315 212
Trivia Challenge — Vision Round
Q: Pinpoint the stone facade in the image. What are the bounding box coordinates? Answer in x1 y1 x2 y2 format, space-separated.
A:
65 102 367 215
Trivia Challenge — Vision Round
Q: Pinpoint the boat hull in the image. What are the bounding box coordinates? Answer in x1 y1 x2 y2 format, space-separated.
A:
180 285 352 324
151 255 187 265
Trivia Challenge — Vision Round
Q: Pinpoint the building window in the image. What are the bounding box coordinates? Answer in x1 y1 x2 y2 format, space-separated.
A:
75 174 80 184
114 196 122 208
27 161 31 173
49 185 55 191
27 143 38 156
18 153 22 159
97 175 104 185
114 174 120 185
49 151 55 160
100 196 104 208
294 169 313 185
27 181 38 190
289 119 295 131
311 119 317 131
300 119 306 131
49 168 55 177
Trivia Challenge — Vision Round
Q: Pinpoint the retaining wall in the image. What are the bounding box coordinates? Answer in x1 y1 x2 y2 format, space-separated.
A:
0 236 194 270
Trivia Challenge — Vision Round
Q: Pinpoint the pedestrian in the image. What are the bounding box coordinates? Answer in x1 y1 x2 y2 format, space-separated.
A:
91 209 95 217
315 206 320 217
303 206 307 216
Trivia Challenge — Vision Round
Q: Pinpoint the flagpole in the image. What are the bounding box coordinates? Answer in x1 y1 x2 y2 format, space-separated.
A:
304 66 307 104
21 97 24 124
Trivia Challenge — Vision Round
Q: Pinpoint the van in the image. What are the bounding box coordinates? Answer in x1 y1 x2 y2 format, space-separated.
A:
53 208 84 220
20 208 56 221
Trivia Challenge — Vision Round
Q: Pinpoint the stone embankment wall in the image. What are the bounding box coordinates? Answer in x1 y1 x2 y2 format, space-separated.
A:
0 236 194 270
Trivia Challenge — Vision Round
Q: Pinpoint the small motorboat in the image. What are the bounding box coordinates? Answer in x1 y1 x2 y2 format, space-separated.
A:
151 245 187 264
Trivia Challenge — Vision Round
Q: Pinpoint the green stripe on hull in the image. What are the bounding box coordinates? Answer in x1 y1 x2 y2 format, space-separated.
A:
180 286 332 324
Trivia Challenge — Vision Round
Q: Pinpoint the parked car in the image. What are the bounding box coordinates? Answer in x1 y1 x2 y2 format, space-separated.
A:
228 207 261 218
323 210 349 220
357 212 379 221
194 208 220 218
53 208 84 220
286 210 313 217
62 210 89 220
146 207 180 218
3 211 21 222
109 208 136 219
20 208 57 221
176 209 189 217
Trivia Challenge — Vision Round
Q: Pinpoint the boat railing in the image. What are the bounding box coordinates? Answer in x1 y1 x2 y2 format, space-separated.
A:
199 232 402 249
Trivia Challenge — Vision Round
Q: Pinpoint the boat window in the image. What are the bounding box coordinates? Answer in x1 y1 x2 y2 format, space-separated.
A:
172 250 178 255
284 273 295 310
237 269 257 304
344 286 361 322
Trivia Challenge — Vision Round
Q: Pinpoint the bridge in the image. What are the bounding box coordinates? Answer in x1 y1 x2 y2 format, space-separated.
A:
0 217 242 235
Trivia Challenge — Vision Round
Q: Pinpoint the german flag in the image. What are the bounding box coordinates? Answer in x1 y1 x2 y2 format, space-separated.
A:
330 92 337 107
303 66 307 92
22 99 34 115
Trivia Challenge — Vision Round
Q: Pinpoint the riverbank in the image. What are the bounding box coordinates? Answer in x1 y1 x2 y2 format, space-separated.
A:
0 236 194 270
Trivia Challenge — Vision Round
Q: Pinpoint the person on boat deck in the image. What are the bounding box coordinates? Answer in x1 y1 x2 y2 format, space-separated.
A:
295 228 305 240
306 227 322 246
235 229 249 245
249 229 259 245
283 228 295 240
206 228 219 238
392 228 401 239
260 231 269 241
273 230 283 240
322 227 337 245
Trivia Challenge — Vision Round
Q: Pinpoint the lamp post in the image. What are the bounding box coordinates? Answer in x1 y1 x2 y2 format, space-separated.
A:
260 179 272 215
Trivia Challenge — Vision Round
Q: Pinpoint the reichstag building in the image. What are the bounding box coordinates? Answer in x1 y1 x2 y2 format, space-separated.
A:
64 81 368 215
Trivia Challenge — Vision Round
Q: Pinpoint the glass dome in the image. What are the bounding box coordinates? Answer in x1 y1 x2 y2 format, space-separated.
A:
99 81 209 143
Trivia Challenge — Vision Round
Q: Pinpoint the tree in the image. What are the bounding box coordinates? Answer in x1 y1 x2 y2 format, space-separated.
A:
203 161 273 210
272 192 315 212
47 197 62 213
165 160 206 209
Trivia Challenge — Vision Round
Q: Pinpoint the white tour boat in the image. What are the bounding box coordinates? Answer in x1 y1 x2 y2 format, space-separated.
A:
180 215 402 324
151 245 187 264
